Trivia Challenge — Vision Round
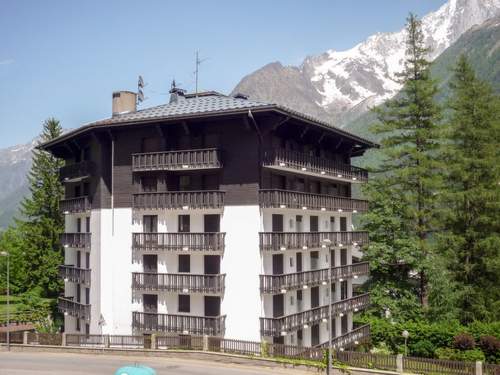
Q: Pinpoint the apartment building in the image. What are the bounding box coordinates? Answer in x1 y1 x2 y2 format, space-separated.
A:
42 87 376 348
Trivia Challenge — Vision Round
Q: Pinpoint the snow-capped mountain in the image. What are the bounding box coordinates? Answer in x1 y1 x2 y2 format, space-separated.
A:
232 0 500 126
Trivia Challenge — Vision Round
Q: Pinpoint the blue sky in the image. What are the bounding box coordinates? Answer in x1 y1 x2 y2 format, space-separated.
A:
0 0 447 148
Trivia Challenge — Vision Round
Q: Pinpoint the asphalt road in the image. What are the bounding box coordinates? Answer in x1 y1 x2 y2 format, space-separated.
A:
0 351 314 375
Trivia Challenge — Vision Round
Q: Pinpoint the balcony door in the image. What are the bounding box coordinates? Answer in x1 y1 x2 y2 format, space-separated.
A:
296 252 303 272
204 255 220 274
310 251 319 270
204 296 221 317
310 216 319 232
143 294 158 313
143 215 158 233
272 254 284 275
340 217 347 232
296 215 303 232
204 214 220 232
141 137 162 153
143 254 158 273
311 286 319 308
272 214 283 232
273 294 284 317
178 215 190 233
340 248 348 266
311 324 320 346
76 251 81 268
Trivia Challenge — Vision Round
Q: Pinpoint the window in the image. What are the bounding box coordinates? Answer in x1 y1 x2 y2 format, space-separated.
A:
76 251 81 268
85 253 90 269
75 185 81 198
290 295 294 306
85 217 90 233
310 216 319 232
85 288 90 304
296 215 303 232
178 295 190 313
204 214 220 232
330 217 335 231
178 254 190 273
341 280 348 300
289 257 294 268
297 329 303 341
143 215 158 232
272 214 284 232
83 182 90 196
76 319 80 332
85 324 90 335
76 218 82 233
341 248 348 266
310 251 319 270
178 215 190 233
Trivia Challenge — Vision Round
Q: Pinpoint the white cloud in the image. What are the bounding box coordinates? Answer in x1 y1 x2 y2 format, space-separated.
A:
0 59 14 65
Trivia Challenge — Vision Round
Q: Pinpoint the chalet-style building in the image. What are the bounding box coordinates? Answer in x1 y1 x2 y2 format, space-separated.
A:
41 86 376 348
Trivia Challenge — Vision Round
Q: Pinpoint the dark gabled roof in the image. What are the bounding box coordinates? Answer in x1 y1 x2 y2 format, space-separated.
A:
40 92 378 149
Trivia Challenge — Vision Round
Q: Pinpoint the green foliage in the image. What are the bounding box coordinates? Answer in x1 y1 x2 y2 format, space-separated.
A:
436 347 486 362
437 55 500 324
410 340 436 358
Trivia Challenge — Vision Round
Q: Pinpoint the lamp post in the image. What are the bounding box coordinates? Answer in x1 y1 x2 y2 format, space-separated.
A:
0 251 9 351
322 238 333 375
402 330 409 356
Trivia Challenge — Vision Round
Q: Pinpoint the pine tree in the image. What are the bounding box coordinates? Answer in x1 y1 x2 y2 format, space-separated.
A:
369 13 442 308
16 118 64 297
439 56 500 323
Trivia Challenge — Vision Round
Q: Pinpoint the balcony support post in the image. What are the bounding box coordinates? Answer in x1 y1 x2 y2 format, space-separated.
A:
396 354 403 373
62 332 67 347
203 335 209 351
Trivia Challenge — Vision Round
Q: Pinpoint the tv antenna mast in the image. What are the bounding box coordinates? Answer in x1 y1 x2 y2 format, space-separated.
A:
137 75 147 105
194 51 208 97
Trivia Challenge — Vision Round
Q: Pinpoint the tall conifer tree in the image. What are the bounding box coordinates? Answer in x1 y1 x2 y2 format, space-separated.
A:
368 13 442 308
439 56 500 323
17 118 64 297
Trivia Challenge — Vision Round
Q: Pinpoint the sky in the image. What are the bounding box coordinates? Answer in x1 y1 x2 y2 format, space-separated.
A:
0 0 447 148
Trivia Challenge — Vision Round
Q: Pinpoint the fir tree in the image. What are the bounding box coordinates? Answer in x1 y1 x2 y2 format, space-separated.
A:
368 13 442 308
439 56 500 323
16 118 64 297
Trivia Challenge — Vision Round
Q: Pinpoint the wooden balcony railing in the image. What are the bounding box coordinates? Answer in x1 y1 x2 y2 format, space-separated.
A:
316 324 371 349
133 191 225 210
132 273 225 294
259 190 368 213
132 233 225 253
259 231 368 251
260 262 369 294
260 293 370 337
132 148 222 171
59 265 91 286
60 196 91 214
263 149 368 183
58 297 91 321
59 161 95 182
132 312 226 336
61 233 91 248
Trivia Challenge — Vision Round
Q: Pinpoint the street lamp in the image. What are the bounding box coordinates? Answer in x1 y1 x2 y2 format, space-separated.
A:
0 251 9 351
322 238 333 375
402 330 409 356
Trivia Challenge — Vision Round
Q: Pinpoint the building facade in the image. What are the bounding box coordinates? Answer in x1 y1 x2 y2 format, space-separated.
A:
43 88 376 348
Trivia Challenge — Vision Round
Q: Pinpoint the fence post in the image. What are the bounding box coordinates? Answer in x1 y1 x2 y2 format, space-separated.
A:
396 354 403 374
61 333 67 347
203 335 209 351
23 331 28 345
105 335 110 348
151 334 157 350
475 361 483 375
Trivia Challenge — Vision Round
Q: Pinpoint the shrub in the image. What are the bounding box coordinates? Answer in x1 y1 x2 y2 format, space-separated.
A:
435 347 485 362
436 347 460 360
453 333 476 350
478 336 500 364
410 339 436 358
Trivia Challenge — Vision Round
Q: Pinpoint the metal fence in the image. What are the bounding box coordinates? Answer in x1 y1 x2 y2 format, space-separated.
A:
1 332 499 375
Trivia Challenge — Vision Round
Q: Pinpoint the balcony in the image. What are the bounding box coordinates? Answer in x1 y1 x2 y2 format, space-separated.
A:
59 161 95 182
60 196 91 214
260 293 370 337
259 190 368 213
132 233 225 253
260 262 369 294
259 231 368 251
61 233 91 248
133 191 225 210
59 265 91 286
132 273 225 294
58 297 91 321
263 149 368 183
316 324 371 349
132 148 222 172
132 312 226 336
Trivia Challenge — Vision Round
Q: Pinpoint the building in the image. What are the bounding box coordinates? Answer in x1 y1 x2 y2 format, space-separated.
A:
41 87 376 347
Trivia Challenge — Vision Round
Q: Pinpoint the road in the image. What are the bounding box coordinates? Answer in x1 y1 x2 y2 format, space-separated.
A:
0 351 315 375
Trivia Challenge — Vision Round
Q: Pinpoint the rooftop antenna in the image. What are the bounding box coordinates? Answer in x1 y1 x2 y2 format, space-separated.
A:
194 50 208 97
137 75 147 105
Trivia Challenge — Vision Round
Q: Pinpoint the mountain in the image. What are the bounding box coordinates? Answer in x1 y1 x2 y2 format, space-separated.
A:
344 15 500 144
232 0 500 126
0 140 35 229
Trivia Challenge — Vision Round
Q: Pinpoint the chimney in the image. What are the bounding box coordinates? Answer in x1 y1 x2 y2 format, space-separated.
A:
112 91 137 116
169 80 186 104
